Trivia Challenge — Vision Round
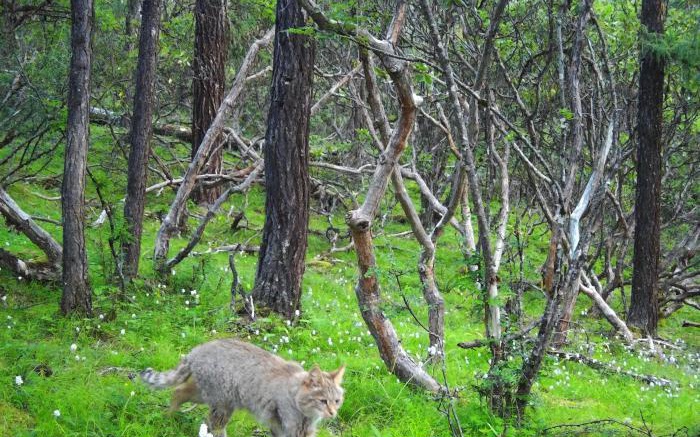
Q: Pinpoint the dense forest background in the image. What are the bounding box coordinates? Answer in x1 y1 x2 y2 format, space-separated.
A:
1 0 698 436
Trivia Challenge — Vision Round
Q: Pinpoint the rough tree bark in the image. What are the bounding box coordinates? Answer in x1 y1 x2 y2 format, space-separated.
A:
61 0 93 316
252 0 315 319
122 0 161 280
628 0 666 336
191 0 228 204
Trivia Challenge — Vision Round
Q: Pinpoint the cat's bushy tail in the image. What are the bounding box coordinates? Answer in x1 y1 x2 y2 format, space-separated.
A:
140 361 190 389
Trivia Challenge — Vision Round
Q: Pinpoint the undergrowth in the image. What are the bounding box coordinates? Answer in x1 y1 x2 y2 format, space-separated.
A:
1 127 698 436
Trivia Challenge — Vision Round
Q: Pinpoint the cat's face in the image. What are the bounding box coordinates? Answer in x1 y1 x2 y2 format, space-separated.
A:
296 365 345 419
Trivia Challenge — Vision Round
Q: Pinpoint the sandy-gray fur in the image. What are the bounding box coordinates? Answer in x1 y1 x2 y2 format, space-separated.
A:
140 361 190 389
141 338 345 437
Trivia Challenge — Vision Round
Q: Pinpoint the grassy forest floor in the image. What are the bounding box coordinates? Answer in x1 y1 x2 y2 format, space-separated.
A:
1 127 699 436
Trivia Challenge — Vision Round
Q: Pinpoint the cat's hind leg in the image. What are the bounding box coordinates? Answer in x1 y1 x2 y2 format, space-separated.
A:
169 376 201 413
207 405 234 437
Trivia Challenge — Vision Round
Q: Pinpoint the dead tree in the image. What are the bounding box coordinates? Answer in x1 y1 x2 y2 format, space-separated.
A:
300 0 442 393
0 189 62 280
419 0 510 408
152 29 273 272
61 0 93 316
122 0 162 280
251 0 315 319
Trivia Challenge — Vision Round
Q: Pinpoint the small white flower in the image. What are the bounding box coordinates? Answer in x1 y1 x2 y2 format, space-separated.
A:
120 329 126 335
285 320 291 326
327 337 333 346
75 355 80 361
294 309 300 317
99 314 104 320
75 327 80 332
53 409 60 417
130 391 135 397
70 343 77 352
190 290 197 296
181 332 186 338
198 423 214 437
131 314 136 319
171 269 176 276
211 329 217 334
1 295 6 301
15 375 23 386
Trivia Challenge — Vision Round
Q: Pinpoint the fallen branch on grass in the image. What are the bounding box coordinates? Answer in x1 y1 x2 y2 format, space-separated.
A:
547 349 673 387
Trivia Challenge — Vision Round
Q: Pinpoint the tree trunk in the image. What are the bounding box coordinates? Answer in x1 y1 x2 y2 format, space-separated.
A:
628 0 666 336
252 0 315 319
191 0 228 204
61 0 93 316
122 0 162 280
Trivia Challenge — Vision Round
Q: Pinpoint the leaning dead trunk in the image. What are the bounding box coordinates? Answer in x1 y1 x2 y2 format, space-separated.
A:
300 0 441 393
152 29 273 271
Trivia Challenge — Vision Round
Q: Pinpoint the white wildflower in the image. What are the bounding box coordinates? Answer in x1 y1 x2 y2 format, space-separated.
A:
199 423 214 437
53 409 61 417
15 375 23 386
120 329 125 335
70 343 78 352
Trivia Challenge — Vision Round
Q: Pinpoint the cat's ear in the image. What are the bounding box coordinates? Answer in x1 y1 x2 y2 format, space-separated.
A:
330 364 345 384
306 365 323 386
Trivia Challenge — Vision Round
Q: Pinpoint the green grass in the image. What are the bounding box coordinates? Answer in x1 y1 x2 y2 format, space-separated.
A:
1 127 699 436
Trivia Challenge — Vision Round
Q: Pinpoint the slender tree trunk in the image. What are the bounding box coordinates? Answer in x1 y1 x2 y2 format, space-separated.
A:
191 0 228 204
628 0 666 336
252 0 315 319
122 0 162 280
61 0 93 316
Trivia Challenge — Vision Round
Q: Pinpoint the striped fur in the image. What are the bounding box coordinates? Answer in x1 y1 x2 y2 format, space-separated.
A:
140 361 190 389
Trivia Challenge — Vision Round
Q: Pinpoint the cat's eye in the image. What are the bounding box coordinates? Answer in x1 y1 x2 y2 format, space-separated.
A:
335 399 340 404
321 399 328 405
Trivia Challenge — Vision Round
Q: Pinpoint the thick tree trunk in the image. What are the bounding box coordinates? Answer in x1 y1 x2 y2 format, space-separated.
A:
191 0 228 204
629 0 666 336
61 0 93 316
252 0 315 319
122 0 161 280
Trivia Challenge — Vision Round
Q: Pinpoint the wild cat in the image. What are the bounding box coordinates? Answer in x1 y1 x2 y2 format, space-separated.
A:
141 338 345 437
